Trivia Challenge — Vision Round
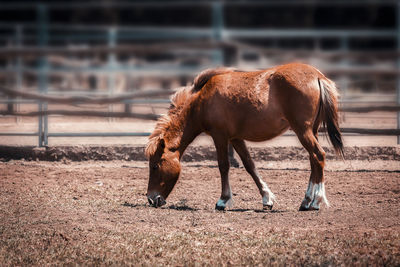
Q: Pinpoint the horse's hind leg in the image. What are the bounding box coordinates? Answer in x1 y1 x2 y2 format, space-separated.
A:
295 129 328 211
231 139 275 210
212 134 233 210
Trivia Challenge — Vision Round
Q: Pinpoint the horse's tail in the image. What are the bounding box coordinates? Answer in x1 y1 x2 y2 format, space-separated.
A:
318 77 344 159
192 67 237 92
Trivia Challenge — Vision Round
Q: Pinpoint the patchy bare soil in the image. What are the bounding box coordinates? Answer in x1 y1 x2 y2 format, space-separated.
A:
0 160 399 266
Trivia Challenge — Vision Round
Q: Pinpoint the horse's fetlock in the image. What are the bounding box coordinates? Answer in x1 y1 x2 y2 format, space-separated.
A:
215 197 233 210
262 194 274 207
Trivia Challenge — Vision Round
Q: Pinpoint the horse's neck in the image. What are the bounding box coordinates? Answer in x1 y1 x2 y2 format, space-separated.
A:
177 129 199 160
173 108 201 160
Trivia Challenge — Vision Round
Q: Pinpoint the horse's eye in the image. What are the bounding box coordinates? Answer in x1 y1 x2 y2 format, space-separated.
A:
152 165 159 170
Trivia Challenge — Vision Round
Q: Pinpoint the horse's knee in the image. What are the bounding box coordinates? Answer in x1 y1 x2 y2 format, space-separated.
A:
316 148 325 163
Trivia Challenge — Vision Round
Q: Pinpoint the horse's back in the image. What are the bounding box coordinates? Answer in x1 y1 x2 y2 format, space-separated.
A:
197 63 326 141
204 63 322 103
199 67 289 141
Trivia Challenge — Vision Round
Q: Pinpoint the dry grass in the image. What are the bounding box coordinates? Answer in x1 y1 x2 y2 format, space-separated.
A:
1 225 398 266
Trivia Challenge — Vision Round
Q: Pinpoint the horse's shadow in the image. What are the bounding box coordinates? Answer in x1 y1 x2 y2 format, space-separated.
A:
122 201 286 213
122 202 147 208
122 201 199 211
228 208 287 213
167 204 199 211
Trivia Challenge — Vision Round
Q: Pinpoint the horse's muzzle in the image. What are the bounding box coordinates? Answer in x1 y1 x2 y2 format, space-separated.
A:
148 195 166 208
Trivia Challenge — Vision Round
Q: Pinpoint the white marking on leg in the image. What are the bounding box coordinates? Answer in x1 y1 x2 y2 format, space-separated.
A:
216 198 225 207
310 182 329 209
301 181 315 210
260 180 275 207
216 197 233 209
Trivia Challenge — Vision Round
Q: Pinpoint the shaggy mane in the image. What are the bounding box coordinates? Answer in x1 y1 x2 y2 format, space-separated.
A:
192 67 236 92
145 86 190 158
145 115 170 158
145 67 236 158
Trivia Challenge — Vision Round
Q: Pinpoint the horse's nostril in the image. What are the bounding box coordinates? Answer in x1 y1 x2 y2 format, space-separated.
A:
148 195 165 208
155 195 166 207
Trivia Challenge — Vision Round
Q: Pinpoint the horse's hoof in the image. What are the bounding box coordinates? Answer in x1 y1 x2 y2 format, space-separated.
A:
215 198 232 211
263 204 273 210
299 205 308 211
309 206 319 211
299 205 319 211
215 204 226 211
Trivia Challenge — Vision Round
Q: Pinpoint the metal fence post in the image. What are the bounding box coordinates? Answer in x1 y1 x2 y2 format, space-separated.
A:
15 25 23 124
108 27 117 122
37 4 49 146
212 2 238 165
397 2 400 144
211 2 224 65
212 1 223 41
339 36 349 123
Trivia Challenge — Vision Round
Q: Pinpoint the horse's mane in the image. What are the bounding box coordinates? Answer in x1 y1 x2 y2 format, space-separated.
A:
192 67 236 92
145 67 236 158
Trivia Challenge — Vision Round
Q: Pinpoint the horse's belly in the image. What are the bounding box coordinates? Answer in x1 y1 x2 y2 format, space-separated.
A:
205 88 289 141
235 115 290 142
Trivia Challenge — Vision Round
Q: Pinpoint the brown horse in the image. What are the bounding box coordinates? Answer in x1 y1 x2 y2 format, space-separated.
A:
145 63 343 211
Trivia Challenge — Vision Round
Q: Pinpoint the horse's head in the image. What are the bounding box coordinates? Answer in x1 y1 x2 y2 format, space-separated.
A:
145 86 193 207
146 138 181 207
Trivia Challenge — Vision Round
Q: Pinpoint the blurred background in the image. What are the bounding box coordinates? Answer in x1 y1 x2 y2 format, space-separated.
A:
0 0 399 147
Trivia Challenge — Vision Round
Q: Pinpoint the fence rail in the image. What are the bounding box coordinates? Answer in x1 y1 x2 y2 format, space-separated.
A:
1 86 399 137
2 43 400 59
1 87 400 113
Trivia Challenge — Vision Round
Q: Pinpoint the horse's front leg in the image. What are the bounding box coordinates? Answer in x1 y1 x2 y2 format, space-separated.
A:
212 135 233 210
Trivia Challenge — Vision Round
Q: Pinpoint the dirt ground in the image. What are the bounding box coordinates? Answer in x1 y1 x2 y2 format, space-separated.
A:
0 160 399 266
